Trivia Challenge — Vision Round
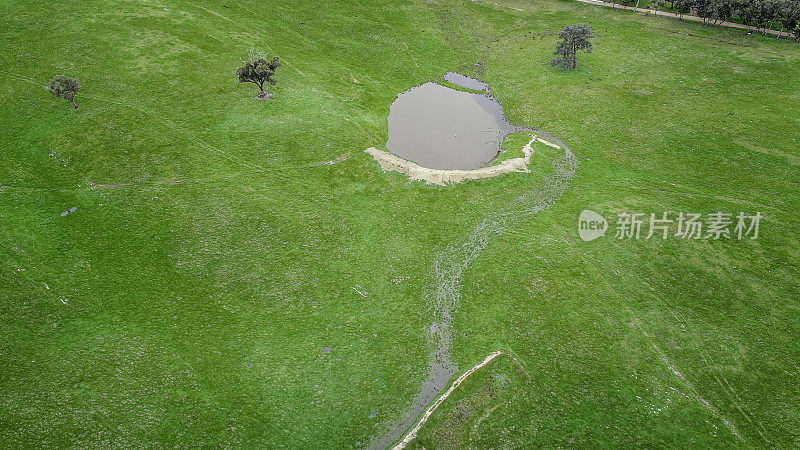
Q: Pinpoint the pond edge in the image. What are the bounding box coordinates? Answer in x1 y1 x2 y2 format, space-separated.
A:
366 134 562 185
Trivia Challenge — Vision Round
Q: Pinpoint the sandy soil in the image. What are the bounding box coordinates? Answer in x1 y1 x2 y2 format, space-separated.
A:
365 135 560 185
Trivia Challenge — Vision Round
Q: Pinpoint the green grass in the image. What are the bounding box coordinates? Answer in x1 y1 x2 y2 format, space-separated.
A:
1 0 799 447
438 78 487 94
487 131 533 167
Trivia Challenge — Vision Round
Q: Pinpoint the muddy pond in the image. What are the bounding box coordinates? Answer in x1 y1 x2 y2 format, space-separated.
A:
443 71 489 91
385 76 530 170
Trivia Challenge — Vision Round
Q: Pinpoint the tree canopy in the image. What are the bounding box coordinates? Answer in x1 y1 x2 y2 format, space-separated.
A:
610 0 800 39
237 52 281 98
47 75 80 109
551 24 594 69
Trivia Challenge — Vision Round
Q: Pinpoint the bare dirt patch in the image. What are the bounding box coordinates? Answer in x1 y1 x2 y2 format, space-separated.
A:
366 134 560 185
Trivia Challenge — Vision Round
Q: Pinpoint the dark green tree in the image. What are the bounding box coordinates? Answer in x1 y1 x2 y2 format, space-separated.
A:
774 0 793 37
737 0 761 30
757 0 780 33
651 0 666 14
237 51 281 98
47 75 80 109
710 0 736 25
551 24 594 70
695 0 714 23
784 0 800 40
676 0 693 18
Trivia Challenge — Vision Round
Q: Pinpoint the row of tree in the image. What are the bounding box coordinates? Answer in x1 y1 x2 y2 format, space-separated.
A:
615 0 800 40
730 0 800 37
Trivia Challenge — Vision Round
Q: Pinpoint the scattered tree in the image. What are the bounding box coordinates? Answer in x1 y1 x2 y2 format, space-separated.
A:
651 0 666 14
551 24 594 70
237 51 281 98
47 76 80 109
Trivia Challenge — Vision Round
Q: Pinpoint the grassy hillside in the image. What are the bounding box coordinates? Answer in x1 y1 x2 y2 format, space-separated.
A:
1 0 798 447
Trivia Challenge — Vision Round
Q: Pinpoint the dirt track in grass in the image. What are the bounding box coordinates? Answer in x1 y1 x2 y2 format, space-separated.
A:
366 134 563 185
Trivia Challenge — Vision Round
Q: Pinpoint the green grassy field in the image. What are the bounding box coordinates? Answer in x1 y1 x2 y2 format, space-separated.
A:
1 0 799 447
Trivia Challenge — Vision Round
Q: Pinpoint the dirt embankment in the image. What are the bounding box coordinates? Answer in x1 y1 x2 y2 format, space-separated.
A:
365 135 561 185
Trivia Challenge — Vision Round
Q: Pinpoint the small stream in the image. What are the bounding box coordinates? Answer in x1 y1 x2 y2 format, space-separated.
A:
369 74 578 449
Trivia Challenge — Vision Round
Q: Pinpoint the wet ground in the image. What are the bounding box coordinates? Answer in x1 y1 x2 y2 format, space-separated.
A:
370 125 577 448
